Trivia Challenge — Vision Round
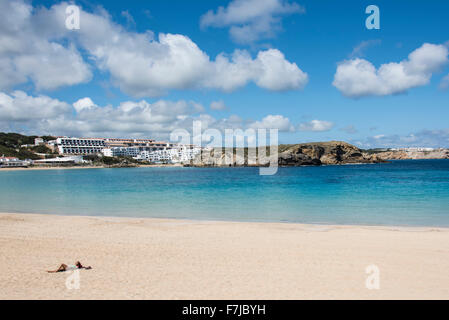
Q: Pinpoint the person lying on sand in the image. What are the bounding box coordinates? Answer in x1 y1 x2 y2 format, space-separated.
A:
47 261 92 273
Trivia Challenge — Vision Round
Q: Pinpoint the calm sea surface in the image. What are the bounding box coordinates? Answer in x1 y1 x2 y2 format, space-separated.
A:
1 160 448 227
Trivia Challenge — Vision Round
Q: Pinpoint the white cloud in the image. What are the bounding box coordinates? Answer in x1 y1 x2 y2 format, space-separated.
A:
204 48 308 92
0 91 297 140
0 0 92 91
83 30 308 96
298 120 334 132
73 2 307 95
0 90 206 138
200 0 304 44
254 49 308 90
73 97 97 113
249 114 294 132
0 91 71 122
210 100 227 110
0 1 307 97
333 43 449 98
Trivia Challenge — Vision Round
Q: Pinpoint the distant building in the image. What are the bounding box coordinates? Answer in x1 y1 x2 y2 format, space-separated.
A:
104 138 155 147
136 149 176 163
102 147 141 158
0 156 30 168
56 137 176 155
33 156 85 165
34 138 44 146
55 136 201 163
390 147 435 152
172 145 202 163
56 137 106 155
45 140 58 152
135 145 201 163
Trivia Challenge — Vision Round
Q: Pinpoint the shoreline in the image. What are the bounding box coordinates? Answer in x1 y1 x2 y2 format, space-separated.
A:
4 210 449 230
1 212 449 299
0 164 184 171
1 158 448 172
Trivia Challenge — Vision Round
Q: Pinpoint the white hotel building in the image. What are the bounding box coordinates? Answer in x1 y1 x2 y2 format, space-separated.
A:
104 145 201 163
56 138 106 155
0 156 30 168
102 147 141 158
55 136 201 163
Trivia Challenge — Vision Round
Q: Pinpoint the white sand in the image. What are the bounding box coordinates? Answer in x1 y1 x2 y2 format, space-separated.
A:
0 163 182 172
0 166 102 171
0 213 448 300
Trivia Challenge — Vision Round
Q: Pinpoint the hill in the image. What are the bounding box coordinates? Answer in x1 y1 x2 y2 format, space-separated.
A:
0 132 56 160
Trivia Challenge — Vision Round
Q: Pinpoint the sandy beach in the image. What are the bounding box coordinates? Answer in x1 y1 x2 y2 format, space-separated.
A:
0 166 103 172
0 164 183 172
0 212 448 300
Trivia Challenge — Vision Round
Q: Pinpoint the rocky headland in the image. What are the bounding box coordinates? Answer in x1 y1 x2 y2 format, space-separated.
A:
193 141 386 167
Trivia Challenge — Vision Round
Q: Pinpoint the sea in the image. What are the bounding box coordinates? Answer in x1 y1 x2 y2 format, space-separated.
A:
0 159 448 227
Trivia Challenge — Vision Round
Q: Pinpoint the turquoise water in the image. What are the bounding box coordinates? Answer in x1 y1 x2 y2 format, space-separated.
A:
0 160 448 227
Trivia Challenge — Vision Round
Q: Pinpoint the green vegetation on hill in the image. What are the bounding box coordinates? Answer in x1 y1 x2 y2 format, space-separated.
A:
0 132 56 160
29 144 53 154
40 135 56 142
0 145 41 160
0 132 36 147
84 155 140 166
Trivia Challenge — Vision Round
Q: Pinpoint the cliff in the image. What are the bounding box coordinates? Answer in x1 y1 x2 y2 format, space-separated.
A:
278 141 384 166
193 141 385 167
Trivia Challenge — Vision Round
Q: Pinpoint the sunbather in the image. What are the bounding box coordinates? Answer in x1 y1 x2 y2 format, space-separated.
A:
47 261 92 273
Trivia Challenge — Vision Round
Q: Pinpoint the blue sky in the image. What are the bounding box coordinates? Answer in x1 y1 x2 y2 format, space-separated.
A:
1 0 448 147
